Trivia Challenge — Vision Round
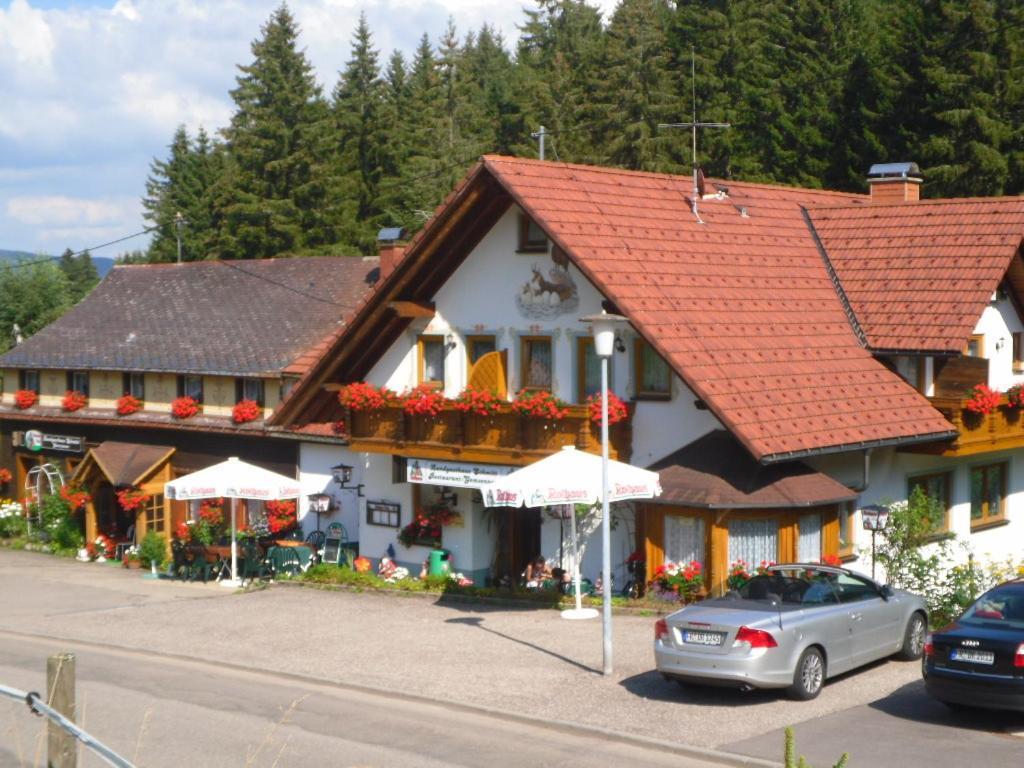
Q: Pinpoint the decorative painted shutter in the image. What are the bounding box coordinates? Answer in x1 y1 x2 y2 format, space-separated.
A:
467 349 508 398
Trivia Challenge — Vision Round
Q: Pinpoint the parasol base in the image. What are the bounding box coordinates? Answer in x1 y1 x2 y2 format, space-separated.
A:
561 607 599 620
219 578 242 589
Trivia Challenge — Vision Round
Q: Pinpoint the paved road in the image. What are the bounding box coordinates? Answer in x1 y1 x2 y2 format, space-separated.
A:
2 548 1023 767
0 635 730 768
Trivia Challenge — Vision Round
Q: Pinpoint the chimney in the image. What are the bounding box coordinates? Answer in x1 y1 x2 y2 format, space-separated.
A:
376 227 407 281
867 162 922 203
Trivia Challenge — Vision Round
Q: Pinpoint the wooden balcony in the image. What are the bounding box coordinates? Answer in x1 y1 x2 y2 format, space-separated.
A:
903 395 1024 457
344 403 633 466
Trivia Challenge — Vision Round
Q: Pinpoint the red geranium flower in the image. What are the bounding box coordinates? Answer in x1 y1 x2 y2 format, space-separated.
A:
62 390 88 412
171 396 199 419
116 394 141 415
401 384 447 416
232 398 261 424
13 389 37 409
453 385 502 416
965 384 1000 415
337 382 392 411
587 391 629 426
511 389 569 420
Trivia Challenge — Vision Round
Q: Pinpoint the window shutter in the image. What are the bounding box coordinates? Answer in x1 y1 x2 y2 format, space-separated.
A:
467 350 508 398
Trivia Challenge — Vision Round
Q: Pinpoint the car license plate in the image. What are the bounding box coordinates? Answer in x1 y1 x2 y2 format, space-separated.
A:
682 630 724 646
950 649 995 665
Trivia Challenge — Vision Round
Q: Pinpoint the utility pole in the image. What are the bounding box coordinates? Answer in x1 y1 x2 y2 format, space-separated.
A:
659 47 729 223
174 212 185 264
531 125 547 161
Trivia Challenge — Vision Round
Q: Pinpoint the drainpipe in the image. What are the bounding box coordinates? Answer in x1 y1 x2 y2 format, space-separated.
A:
849 448 872 493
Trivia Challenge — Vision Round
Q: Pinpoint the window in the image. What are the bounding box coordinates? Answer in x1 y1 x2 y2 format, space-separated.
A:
834 572 880 603
18 370 39 393
664 514 705 565
635 340 671 399
517 213 547 252
1014 332 1024 372
144 493 165 533
466 335 496 367
797 512 822 562
970 463 1006 528
520 336 553 390
576 337 600 403
123 372 145 400
235 378 265 406
965 334 985 357
418 335 445 387
66 371 89 396
908 471 952 533
728 518 779 566
177 375 203 403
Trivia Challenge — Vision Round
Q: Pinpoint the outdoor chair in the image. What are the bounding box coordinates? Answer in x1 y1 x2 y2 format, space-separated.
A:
170 540 190 580
268 546 303 578
240 540 272 586
304 530 326 565
184 543 218 583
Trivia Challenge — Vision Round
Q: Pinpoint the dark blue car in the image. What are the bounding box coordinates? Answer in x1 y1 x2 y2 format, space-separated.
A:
923 580 1024 711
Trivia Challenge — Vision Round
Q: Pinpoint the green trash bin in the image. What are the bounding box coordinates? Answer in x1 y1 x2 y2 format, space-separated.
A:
428 549 450 576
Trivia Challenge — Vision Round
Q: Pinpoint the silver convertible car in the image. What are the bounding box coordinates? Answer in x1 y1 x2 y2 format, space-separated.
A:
654 564 928 700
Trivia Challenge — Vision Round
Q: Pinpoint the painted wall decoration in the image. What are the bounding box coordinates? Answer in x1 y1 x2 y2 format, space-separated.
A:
516 248 578 319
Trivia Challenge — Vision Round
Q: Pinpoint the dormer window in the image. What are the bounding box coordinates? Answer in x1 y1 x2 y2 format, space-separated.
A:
965 335 985 357
518 213 548 253
236 378 265 407
123 372 145 400
66 371 89 396
177 375 203 404
18 370 39 393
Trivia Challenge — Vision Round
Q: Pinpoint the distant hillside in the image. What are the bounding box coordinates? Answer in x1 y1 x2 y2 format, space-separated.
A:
0 249 114 278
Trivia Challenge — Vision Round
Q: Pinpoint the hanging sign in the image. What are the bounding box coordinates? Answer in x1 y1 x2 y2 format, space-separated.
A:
23 430 85 454
405 458 513 490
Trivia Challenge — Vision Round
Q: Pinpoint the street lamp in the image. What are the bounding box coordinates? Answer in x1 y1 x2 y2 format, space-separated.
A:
308 492 332 533
331 462 364 497
581 310 629 677
860 504 890 580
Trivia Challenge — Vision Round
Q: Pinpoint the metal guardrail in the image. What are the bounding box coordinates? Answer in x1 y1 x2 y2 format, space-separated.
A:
0 683 135 768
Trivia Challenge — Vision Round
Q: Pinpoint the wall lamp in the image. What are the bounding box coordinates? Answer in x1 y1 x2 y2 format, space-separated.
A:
614 334 626 353
331 462 364 497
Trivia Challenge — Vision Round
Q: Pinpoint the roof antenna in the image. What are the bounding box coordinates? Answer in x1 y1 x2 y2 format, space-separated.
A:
531 125 547 161
659 46 729 224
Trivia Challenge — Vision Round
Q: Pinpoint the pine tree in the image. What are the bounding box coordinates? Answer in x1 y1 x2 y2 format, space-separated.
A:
215 3 333 259
57 248 99 302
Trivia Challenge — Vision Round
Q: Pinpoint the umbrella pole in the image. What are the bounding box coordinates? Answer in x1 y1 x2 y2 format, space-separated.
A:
230 498 238 583
569 504 583 612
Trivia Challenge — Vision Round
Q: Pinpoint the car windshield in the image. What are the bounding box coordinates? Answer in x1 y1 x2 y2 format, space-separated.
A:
960 584 1024 629
737 572 840 606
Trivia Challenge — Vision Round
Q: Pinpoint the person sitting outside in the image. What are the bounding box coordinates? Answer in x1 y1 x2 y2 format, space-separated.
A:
524 556 553 589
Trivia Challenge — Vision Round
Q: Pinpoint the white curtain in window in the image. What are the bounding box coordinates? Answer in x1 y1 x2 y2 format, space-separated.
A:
664 515 705 566
728 518 779 565
798 512 822 562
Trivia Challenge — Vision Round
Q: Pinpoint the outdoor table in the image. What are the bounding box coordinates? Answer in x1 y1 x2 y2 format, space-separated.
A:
266 545 311 574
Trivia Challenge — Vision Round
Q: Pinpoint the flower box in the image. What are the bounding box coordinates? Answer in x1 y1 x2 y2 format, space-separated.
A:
232 398 261 424
171 396 199 419
62 390 88 412
116 394 142 415
13 389 37 409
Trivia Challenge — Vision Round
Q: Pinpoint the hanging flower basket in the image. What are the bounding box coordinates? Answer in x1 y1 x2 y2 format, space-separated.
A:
59 485 91 510
116 487 151 511
586 391 629 426
511 389 569 421
116 394 142 415
964 384 1001 415
337 382 392 411
173 521 192 542
402 384 447 416
1006 384 1024 410
13 389 37 409
453 385 501 416
232 398 261 424
0 468 11 486
171 396 199 419
62 390 88 412
265 499 297 534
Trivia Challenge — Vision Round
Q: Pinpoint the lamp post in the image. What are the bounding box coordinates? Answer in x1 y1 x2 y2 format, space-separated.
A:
860 504 890 581
308 492 332 533
582 310 629 677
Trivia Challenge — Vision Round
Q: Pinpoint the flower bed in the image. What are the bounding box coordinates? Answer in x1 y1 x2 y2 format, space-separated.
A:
13 389 37 409
62 390 88 412
232 398 261 424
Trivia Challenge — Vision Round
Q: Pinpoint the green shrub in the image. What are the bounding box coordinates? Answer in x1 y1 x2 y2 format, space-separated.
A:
0 507 27 539
784 727 848 768
51 514 84 552
139 532 166 567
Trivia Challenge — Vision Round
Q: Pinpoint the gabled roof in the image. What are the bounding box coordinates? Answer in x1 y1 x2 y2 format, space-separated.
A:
809 199 1024 352
649 430 856 508
271 156 957 463
0 256 379 377
75 441 175 487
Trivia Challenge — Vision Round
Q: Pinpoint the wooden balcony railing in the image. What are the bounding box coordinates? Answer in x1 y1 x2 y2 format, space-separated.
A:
344 403 633 465
904 395 1024 457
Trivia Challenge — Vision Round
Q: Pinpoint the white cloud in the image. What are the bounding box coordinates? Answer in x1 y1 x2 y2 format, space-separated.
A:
0 0 54 72
6 195 136 226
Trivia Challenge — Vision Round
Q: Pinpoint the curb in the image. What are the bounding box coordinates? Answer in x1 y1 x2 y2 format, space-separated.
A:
0 626 781 768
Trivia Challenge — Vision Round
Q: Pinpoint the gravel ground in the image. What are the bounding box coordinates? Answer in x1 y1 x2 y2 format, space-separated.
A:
0 548 920 751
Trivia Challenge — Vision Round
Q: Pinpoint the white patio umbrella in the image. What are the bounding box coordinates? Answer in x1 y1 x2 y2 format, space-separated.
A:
164 457 302 587
482 446 661 619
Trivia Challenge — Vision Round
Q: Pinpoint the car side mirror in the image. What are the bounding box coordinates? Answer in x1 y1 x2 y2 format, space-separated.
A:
880 585 894 600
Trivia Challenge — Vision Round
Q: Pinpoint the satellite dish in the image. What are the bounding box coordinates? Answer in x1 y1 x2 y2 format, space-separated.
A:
696 167 706 198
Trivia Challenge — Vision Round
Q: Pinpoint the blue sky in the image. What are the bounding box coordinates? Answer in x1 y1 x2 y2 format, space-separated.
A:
0 0 616 256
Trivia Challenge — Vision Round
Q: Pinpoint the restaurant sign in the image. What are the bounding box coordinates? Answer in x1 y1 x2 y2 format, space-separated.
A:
405 458 513 490
23 429 85 454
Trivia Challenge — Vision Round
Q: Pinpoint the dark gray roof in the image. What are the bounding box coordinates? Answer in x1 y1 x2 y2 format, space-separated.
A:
0 257 379 376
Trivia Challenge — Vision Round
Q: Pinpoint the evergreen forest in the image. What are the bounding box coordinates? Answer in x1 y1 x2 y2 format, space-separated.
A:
141 0 1024 262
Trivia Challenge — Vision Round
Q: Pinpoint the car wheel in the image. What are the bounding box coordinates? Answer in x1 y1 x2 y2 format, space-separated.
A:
788 647 825 701
897 613 927 661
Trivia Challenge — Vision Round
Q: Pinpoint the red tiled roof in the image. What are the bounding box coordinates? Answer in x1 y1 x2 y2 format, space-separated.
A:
482 156 955 461
808 199 1024 352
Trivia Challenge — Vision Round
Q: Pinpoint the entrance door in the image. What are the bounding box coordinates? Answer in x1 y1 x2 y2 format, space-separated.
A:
513 508 542 577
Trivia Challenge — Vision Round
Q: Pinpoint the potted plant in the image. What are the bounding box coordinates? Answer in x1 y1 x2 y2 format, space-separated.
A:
726 559 752 591
116 393 142 415
265 499 297 537
138 531 166 575
122 547 143 569
453 385 502 416
116 487 151 511
171 395 199 419
649 560 704 602
0 467 11 487
964 383 1001 415
62 390 88 412
511 389 569 420
587 391 629 426
13 389 37 409
337 382 392 411
232 398 261 424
